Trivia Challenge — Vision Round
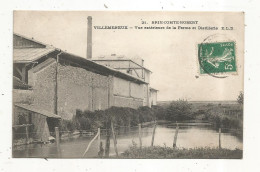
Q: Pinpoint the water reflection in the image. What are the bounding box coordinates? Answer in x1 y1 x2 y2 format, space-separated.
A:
13 123 243 158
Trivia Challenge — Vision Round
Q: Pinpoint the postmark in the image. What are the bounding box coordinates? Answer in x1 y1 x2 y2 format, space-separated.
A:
199 41 236 74
197 34 237 78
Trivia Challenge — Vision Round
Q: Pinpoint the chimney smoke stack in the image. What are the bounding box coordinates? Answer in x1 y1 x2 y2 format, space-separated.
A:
87 16 92 59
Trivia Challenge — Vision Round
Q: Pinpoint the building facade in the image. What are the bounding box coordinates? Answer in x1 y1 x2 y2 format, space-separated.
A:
13 33 157 122
93 55 158 107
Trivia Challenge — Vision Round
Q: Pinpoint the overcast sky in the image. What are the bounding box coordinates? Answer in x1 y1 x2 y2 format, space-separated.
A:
14 11 244 101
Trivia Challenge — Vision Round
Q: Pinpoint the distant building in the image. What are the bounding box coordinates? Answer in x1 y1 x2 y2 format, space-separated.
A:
93 55 151 83
93 54 158 107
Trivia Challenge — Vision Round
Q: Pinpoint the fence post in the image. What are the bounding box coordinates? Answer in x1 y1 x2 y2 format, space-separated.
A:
111 121 119 157
151 121 157 146
55 127 60 147
105 123 111 158
98 127 103 157
138 124 142 149
25 125 29 144
55 127 61 157
98 141 104 158
219 128 222 149
98 128 100 149
173 123 179 148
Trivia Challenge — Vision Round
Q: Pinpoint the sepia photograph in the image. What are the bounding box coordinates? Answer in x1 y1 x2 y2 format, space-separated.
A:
12 11 244 159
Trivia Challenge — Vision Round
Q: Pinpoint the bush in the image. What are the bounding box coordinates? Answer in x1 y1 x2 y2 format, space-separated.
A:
206 108 243 130
165 99 194 121
60 106 158 131
59 119 77 132
151 105 166 120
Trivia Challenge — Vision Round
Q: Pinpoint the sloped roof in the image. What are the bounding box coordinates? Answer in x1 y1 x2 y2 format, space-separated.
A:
13 47 56 63
150 87 158 91
13 33 147 84
14 33 49 47
15 104 61 119
60 52 147 84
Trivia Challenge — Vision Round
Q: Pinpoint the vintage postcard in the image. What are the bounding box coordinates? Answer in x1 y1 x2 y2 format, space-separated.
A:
12 11 244 159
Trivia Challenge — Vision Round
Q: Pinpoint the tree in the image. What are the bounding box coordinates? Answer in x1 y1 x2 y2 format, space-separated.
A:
165 99 193 121
237 91 244 105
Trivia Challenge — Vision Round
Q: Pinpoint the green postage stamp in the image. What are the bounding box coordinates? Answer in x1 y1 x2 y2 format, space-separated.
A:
198 42 236 74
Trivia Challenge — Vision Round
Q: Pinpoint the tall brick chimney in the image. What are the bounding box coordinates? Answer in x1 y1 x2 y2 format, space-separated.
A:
87 16 92 59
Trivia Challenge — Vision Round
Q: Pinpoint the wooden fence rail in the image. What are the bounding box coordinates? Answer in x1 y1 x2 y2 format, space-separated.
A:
82 128 100 157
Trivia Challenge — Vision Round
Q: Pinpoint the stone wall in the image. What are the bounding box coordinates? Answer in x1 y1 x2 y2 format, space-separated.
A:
13 89 33 104
57 63 111 119
25 57 147 120
28 58 56 113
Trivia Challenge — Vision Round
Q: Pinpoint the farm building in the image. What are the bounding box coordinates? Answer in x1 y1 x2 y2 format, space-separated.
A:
13 16 157 143
13 32 158 142
92 55 151 83
92 55 158 106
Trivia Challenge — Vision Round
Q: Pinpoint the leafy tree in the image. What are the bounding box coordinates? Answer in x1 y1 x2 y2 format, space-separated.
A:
165 99 193 121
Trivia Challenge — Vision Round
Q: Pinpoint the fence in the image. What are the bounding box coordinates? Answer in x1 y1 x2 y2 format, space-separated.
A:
12 121 242 158
13 124 33 145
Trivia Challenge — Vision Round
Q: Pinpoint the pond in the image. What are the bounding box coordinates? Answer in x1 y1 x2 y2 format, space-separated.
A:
13 122 243 158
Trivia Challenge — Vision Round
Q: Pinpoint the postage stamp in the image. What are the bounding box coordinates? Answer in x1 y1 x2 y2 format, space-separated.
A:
198 41 236 74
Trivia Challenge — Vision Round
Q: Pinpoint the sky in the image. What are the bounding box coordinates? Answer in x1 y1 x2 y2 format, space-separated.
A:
13 11 244 101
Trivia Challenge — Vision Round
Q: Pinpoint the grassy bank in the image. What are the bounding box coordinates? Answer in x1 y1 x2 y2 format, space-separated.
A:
120 145 242 159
